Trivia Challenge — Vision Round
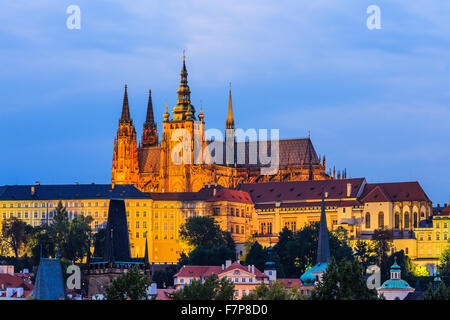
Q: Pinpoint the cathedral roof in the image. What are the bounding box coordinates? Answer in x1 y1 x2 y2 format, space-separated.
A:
0 184 149 201
138 146 161 173
208 138 320 167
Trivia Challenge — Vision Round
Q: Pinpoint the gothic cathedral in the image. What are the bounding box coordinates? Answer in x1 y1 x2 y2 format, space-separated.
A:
112 56 335 192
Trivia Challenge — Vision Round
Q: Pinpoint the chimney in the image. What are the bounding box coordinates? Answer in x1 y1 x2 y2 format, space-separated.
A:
222 264 225 271
251 265 255 274
347 183 352 197
35 181 40 186
225 260 232 269
31 186 35 196
248 265 251 272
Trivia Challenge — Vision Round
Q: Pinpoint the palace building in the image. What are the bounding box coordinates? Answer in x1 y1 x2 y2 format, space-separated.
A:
111 56 333 193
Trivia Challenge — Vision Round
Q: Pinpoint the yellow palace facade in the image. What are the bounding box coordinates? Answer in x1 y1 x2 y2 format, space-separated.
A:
0 183 255 264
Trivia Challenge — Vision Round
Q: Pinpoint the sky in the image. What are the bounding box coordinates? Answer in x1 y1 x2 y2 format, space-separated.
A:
0 0 449 204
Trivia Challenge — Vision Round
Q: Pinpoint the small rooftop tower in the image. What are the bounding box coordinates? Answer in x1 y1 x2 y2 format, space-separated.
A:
264 247 277 283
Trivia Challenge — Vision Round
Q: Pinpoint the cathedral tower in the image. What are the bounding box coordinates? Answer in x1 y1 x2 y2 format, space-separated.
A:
159 55 206 192
111 85 140 186
141 89 159 147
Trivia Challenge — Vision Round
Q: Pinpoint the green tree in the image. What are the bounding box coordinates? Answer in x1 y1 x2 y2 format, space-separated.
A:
28 224 57 264
63 215 93 262
438 245 450 276
179 216 234 250
1 217 28 257
172 274 234 300
241 282 269 300
93 227 107 257
183 245 236 266
273 223 354 278
424 281 449 300
152 265 178 288
244 241 267 272
354 240 377 274
105 265 151 300
241 281 293 300
310 258 379 300
372 227 393 267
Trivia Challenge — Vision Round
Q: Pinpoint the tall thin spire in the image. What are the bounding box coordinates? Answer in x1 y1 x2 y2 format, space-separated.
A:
141 89 158 147
226 84 235 129
120 85 131 122
316 191 331 264
145 89 155 124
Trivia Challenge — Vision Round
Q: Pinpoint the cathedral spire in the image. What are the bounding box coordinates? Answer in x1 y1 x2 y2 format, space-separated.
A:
141 89 158 147
173 53 195 120
145 89 155 124
317 191 331 264
226 84 235 129
120 85 131 122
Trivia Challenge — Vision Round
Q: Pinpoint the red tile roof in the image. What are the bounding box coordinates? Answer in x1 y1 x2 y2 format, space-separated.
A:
438 205 450 216
174 262 266 279
278 278 302 288
150 186 252 204
174 265 223 278
156 288 175 300
207 189 253 204
0 274 34 298
360 182 430 203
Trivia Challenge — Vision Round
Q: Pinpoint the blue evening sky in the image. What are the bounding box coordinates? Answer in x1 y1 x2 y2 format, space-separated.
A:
0 1 449 204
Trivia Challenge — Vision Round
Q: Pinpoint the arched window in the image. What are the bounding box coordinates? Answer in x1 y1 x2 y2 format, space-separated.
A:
365 212 371 229
378 212 384 228
413 212 418 228
404 212 410 229
395 213 400 229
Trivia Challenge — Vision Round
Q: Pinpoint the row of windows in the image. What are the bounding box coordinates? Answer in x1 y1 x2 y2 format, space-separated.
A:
364 212 425 229
419 233 448 241
230 225 245 234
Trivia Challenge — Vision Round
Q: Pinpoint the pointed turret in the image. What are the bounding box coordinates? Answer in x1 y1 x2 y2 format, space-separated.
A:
120 85 131 123
316 192 331 264
172 53 196 121
226 86 235 129
141 89 159 147
144 238 149 265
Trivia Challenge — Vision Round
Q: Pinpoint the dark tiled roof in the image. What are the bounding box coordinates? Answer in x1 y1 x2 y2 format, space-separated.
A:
207 138 319 167
138 146 161 173
33 259 65 300
0 184 150 201
360 182 430 203
238 178 365 203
